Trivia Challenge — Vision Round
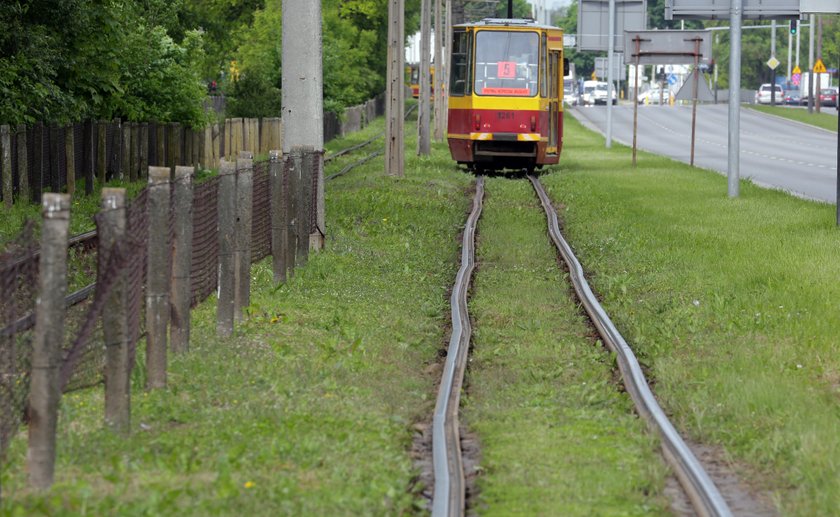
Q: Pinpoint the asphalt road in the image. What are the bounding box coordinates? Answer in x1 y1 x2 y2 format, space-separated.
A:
569 104 839 203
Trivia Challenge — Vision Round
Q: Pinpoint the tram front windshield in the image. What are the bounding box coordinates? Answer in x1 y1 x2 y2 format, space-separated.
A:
474 31 539 96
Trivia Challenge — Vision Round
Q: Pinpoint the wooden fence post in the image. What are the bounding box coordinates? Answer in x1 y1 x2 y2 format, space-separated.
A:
168 123 181 175
1 125 11 208
170 166 193 353
234 153 253 322
192 127 200 168
156 124 166 167
97 121 107 185
65 126 75 195
101 188 130 432
224 119 232 159
130 123 139 182
184 128 193 169
212 123 221 168
146 167 171 390
27 193 71 490
120 122 130 180
139 123 149 179
216 159 236 337
269 150 287 283
16 125 30 201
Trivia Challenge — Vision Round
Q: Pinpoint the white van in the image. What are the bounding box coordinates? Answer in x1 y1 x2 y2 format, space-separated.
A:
582 80 617 106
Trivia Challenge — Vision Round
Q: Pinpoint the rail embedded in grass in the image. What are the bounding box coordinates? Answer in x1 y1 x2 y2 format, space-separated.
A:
528 175 732 517
432 176 484 517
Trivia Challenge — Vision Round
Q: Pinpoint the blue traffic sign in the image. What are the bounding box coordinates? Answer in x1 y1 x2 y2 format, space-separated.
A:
667 74 677 85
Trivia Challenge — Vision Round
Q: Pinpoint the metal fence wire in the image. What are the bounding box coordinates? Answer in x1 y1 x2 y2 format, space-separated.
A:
0 223 38 462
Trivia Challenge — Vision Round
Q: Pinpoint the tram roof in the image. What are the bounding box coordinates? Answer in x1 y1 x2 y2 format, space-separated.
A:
454 18 559 30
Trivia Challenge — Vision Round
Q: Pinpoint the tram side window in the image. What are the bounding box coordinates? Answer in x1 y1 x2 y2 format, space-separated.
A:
450 31 471 96
474 31 539 96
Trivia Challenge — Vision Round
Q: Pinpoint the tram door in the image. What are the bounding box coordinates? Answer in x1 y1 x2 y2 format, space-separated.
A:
547 50 561 155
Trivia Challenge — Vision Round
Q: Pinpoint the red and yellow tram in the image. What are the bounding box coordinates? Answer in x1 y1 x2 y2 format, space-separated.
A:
447 18 565 172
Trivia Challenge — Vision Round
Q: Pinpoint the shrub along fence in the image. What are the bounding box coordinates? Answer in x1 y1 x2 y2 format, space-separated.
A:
0 93 386 208
0 145 322 497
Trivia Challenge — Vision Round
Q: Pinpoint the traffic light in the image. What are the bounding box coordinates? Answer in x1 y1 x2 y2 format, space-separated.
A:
790 20 797 35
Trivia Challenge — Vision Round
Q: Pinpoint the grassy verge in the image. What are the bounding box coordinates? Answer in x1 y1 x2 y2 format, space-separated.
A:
464 177 669 515
747 104 838 132
542 115 840 515
1 114 472 514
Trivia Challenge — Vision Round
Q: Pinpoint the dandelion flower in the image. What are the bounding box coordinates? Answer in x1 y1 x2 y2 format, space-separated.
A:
244 481 255 489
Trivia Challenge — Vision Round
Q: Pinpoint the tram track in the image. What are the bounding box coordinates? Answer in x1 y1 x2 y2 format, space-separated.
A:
430 175 732 517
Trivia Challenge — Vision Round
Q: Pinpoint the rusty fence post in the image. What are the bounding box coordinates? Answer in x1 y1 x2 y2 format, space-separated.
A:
170 166 193 353
216 159 236 337
234 153 253 322
27 193 71 490
101 188 130 432
146 167 171 390
269 150 287 283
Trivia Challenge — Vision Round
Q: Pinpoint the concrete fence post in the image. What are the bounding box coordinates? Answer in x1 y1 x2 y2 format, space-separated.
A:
297 146 313 265
234 153 253 322
97 121 107 185
16 125 30 201
216 159 236 337
100 188 130 432
146 167 171 390
65 126 75 195
170 166 194 353
284 148 300 276
139 123 149 179
2 125 11 208
269 150 287 283
27 193 71 490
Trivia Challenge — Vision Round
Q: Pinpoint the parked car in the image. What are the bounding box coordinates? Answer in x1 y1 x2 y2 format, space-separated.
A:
783 90 801 105
754 83 784 104
818 87 838 108
637 86 672 105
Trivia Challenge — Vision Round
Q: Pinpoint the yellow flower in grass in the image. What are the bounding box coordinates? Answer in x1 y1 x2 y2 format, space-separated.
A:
244 481 255 489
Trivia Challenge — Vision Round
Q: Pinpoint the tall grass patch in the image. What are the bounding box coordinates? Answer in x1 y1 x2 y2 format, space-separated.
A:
542 115 840 515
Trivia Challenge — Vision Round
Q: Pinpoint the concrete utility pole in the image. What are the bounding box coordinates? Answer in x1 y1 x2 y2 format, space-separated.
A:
795 20 800 68
386 0 405 176
786 23 792 81
727 0 742 198
282 0 325 247
418 0 432 156
434 0 444 141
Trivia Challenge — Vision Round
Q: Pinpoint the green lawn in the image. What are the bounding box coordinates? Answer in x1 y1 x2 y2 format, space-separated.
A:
542 114 840 515
748 103 839 132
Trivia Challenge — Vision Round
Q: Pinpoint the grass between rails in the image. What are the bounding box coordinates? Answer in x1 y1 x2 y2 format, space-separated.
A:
1 114 473 514
464 178 669 515
747 104 839 132
543 115 840 515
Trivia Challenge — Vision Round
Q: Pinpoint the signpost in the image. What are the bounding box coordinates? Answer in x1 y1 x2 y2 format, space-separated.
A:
792 65 801 86
624 30 711 166
578 0 647 148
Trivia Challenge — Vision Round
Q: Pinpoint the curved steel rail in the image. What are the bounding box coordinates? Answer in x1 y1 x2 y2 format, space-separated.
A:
529 175 732 517
431 176 484 517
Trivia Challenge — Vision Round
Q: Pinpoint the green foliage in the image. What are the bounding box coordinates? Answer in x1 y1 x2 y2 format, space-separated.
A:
494 0 533 18
0 1 210 126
